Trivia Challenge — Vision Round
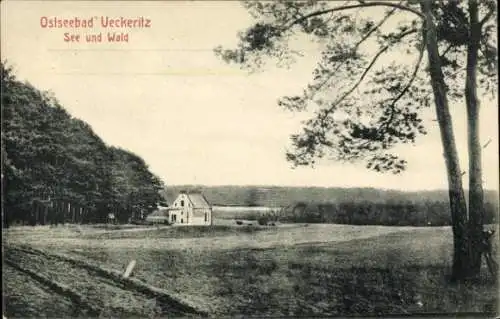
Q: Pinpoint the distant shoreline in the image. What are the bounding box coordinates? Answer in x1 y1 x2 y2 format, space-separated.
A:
212 205 282 211
166 185 500 194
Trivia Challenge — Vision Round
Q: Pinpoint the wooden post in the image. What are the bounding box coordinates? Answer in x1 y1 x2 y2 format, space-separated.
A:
123 260 136 278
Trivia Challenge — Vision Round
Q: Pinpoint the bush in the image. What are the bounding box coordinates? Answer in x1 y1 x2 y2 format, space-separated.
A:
257 215 269 226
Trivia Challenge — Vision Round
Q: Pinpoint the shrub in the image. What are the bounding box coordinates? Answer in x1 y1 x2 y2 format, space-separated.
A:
257 215 269 226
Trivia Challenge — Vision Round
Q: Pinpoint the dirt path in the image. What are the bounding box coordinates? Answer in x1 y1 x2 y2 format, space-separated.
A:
3 246 201 318
3 264 77 318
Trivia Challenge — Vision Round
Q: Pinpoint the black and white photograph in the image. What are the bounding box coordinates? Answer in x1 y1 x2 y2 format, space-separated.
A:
1 0 499 317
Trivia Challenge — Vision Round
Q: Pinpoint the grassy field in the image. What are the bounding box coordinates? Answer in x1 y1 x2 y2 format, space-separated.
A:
3 264 76 317
3 223 499 317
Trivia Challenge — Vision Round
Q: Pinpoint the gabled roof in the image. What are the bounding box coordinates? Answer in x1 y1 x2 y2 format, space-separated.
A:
186 193 211 208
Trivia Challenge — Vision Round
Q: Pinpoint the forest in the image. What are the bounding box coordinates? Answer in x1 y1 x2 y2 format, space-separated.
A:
166 185 500 207
1 62 164 226
168 185 499 226
278 200 498 226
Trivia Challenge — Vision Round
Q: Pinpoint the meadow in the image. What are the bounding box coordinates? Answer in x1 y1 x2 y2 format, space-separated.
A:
3 223 499 317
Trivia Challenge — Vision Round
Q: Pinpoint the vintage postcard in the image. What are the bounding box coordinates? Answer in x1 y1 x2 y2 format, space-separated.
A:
1 0 499 317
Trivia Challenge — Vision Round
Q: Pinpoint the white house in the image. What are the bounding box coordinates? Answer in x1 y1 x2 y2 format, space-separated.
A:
167 191 213 226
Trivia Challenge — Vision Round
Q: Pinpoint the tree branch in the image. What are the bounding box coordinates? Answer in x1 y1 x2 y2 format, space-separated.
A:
383 26 427 130
440 43 454 58
285 2 424 30
356 5 400 47
320 28 418 120
325 47 389 116
479 8 495 26
483 139 492 148
306 6 399 102
420 67 464 103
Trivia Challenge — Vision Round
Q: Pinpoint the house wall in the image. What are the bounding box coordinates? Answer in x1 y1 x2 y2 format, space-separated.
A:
168 209 181 224
172 194 191 210
170 211 189 224
171 194 212 225
171 194 190 224
190 208 212 225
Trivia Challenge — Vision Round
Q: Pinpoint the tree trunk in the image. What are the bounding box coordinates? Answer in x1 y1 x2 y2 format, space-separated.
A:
420 0 469 281
464 0 484 279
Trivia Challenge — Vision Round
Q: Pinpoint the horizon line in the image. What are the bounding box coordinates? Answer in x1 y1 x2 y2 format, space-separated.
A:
164 184 500 193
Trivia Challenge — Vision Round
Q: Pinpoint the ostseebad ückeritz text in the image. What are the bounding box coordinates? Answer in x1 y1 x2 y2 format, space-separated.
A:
40 16 152 28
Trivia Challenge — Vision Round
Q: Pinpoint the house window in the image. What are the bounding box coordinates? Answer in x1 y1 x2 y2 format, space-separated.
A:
181 218 184 224
181 200 184 207
204 212 207 222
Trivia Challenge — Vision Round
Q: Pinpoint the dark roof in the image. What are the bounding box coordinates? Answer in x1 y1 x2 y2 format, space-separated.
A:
186 193 211 208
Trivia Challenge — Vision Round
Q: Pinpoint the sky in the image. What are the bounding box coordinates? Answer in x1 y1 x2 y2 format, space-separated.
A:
1 1 498 191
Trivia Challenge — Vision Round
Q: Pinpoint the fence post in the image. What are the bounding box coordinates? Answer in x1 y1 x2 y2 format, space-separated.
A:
123 260 136 278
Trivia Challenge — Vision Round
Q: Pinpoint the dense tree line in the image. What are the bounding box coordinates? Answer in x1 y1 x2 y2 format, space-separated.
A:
166 185 499 208
1 62 163 226
279 200 498 226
